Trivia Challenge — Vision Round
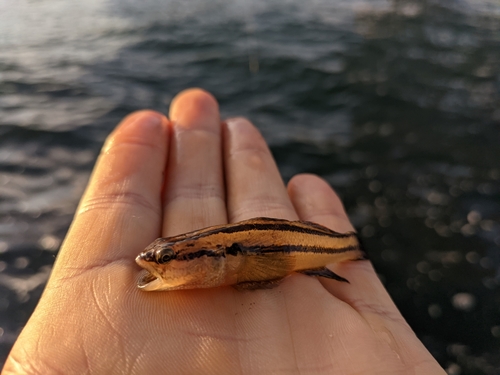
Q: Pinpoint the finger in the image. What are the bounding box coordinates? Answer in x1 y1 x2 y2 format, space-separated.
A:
55 110 169 271
222 117 303 371
162 88 226 236
223 117 296 222
287 174 437 367
287 173 398 309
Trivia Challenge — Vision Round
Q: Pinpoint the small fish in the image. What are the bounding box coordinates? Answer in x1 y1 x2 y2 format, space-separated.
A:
136 217 366 291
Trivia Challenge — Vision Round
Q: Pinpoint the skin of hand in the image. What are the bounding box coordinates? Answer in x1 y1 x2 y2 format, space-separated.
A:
2 88 446 375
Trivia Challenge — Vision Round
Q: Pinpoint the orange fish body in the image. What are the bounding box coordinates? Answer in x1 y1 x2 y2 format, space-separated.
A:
136 217 366 291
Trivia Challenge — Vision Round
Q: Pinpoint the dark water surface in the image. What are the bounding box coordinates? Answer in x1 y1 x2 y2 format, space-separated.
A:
1 0 500 373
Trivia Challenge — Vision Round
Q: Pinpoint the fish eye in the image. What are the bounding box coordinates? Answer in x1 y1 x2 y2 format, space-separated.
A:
156 248 175 264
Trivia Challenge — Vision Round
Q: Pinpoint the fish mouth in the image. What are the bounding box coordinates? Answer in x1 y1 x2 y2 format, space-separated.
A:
135 254 193 292
137 269 165 291
136 254 165 291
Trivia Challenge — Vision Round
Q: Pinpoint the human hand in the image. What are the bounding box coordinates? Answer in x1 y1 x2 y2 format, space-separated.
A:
3 89 445 374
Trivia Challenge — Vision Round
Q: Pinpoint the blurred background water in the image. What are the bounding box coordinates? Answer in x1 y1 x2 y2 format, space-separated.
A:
1 0 499 373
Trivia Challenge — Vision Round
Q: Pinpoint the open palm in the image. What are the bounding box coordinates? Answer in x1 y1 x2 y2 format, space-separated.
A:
3 89 445 375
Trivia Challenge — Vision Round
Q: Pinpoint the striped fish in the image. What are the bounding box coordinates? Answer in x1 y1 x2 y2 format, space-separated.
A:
136 217 366 291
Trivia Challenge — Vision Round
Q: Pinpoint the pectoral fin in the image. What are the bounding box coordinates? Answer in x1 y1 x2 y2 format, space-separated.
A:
232 252 294 291
237 253 295 283
298 267 350 283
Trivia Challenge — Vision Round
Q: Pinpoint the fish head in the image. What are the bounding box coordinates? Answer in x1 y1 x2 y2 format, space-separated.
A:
136 237 226 291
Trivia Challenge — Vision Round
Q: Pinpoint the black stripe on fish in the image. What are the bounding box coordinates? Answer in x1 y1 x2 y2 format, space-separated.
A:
176 249 225 261
175 243 363 261
235 244 363 256
213 223 353 238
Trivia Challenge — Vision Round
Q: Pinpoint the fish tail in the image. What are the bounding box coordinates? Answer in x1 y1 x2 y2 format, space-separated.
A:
353 235 369 260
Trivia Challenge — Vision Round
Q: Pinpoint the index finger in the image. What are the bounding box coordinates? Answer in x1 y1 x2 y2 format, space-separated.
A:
53 111 170 273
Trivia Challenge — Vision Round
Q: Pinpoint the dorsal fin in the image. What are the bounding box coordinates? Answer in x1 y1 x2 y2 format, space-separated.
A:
297 220 341 235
